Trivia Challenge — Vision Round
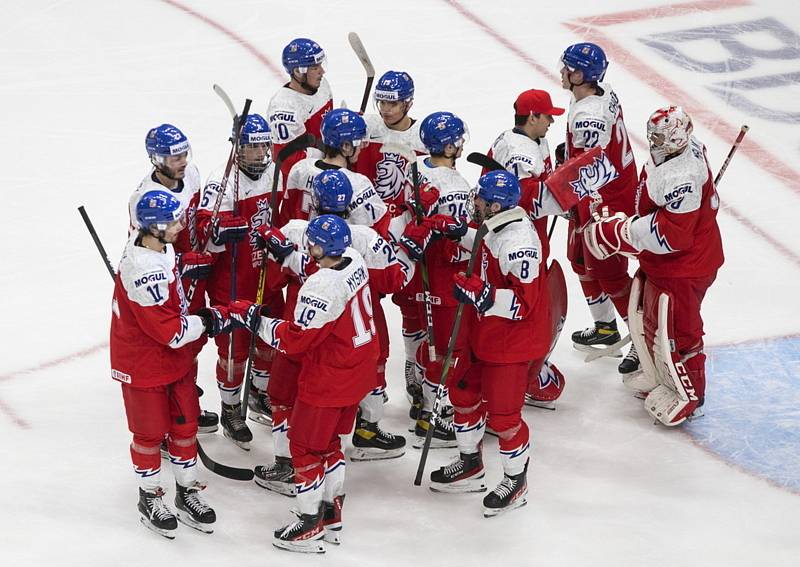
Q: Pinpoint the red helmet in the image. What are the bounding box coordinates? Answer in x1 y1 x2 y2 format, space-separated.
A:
526 361 566 402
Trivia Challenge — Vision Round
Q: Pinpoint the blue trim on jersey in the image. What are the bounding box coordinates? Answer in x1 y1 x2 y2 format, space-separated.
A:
500 442 530 459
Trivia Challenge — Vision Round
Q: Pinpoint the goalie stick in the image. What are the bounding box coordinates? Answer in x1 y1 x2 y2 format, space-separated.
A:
240 133 316 420
414 207 527 486
77 206 255 481
715 125 748 186
348 32 375 115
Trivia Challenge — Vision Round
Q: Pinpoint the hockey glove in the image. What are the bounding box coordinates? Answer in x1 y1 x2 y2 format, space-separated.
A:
426 214 468 240
453 272 495 313
197 306 231 337
584 207 640 260
403 183 440 217
228 299 269 333
178 251 214 280
254 226 295 261
211 215 248 246
398 222 434 262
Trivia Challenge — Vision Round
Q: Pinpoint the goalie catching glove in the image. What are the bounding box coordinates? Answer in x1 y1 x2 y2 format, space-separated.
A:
453 272 495 313
584 207 640 260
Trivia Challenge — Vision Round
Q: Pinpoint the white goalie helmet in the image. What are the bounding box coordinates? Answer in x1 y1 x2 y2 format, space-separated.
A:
647 105 693 164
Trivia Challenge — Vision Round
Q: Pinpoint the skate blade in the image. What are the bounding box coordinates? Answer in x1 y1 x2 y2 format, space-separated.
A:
687 407 705 421
523 396 556 410
177 510 214 534
197 425 219 435
573 342 623 360
430 477 487 494
412 436 458 450
223 429 251 451
247 412 273 426
350 447 405 462
323 529 341 545
483 495 528 518
255 478 296 497
273 537 325 554
139 515 176 540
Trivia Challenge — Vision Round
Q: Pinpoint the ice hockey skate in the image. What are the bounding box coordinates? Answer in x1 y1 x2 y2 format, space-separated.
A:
221 401 253 450
246 386 272 426
572 321 631 361
138 487 177 539
483 461 528 518
617 343 641 374
430 451 487 493
197 409 219 434
351 416 406 461
254 456 296 497
414 411 457 449
175 482 216 534
322 495 344 544
273 509 325 554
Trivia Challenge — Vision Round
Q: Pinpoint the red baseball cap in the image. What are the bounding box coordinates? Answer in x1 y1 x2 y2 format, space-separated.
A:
514 89 565 116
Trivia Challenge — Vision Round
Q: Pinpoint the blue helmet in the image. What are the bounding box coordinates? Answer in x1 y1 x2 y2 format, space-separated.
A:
306 214 352 257
561 42 608 83
282 38 326 75
374 70 415 102
237 114 271 176
419 112 468 155
237 114 271 146
145 124 190 159
313 170 353 213
136 190 182 230
321 109 368 150
477 171 521 209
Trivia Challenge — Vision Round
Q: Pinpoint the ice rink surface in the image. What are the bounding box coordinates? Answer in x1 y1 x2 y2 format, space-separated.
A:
2 0 799 565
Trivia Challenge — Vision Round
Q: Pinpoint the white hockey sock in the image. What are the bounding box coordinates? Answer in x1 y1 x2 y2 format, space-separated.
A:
272 418 290 459
251 368 269 392
170 455 198 487
358 387 385 423
586 293 615 324
218 382 241 406
500 441 530 477
322 458 346 503
453 413 486 455
135 466 162 493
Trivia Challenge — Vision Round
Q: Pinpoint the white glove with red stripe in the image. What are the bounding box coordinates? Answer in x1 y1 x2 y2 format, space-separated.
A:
584 208 640 260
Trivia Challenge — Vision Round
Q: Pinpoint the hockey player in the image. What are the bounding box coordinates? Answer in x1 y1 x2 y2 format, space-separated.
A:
484 89 569 407
267 37 333 201
584 106 723 425
559 42 640 374
228 215 378 553
353 70 428 415
281 108 389 232
112 190 230 538
430 171 549 517
394 111 472 448
128 123 218 434
255 171 410 478
196 114 285 448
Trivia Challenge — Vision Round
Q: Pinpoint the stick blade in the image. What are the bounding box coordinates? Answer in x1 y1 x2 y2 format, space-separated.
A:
212 84 237 121
348 31 375 76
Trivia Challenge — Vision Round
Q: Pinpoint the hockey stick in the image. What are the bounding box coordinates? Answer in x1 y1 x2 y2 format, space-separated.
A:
413 207 527 486
240 133 316 419
714 125 749 186
348 32 375 115
77 207 255 481
186 98 253 303
78 206 116 279
213 84 237 122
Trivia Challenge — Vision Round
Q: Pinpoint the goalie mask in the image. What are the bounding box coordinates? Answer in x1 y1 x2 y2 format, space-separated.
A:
647 106 693 165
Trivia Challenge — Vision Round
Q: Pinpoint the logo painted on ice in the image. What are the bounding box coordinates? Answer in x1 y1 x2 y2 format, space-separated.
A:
569 153 619 200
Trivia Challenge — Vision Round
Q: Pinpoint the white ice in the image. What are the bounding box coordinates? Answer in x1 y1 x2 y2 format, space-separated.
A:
2 1 799 566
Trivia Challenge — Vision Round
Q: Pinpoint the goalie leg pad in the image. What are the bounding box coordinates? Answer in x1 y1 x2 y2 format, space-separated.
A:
623 270 658 394
643 281 701 426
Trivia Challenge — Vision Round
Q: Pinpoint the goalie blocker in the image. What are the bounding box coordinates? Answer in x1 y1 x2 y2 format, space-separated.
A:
624 270 703 426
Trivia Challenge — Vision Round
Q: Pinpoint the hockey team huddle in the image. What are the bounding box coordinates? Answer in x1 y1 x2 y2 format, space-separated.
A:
110 37 724 552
